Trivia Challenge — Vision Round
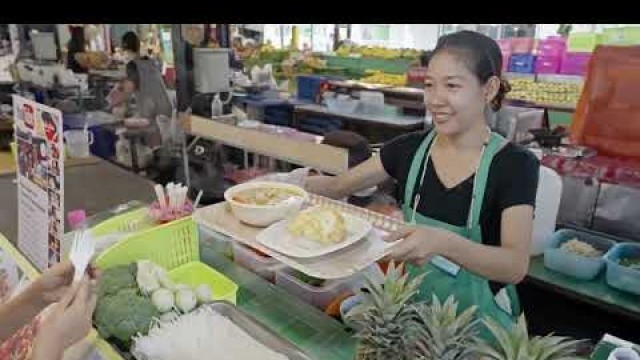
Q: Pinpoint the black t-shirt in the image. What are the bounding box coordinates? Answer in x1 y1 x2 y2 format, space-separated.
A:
380 130 540 293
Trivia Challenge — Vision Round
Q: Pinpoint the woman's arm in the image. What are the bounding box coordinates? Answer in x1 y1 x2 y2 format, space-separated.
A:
305 156 390 200
0 288 46 342
387 204 533 284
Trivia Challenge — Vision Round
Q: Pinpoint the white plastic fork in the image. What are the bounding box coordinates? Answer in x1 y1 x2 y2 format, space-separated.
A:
69 228 95 281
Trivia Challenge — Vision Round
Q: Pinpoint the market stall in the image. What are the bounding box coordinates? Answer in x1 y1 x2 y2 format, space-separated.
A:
292 103 424 144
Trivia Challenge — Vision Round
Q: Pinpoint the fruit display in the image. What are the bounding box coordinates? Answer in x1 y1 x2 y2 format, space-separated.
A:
336 44 421 60
619 257 640 269
508 78 582 106
360 70 407 86
560 238 603 258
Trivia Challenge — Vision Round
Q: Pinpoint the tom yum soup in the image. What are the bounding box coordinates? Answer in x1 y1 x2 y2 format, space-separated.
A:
232 187 304 206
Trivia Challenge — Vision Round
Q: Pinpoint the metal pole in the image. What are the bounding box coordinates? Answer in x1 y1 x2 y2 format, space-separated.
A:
171 24 192 111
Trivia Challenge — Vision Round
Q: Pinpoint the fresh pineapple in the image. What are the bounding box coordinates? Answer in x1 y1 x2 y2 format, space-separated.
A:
347 261 426 360
475 314 587 360
410 295 480 360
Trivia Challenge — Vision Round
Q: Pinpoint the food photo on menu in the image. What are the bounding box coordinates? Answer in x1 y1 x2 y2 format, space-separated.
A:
29 138 48 190
41 111 60 144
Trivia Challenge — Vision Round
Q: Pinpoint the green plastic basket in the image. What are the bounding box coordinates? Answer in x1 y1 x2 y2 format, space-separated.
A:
95 216 199 270
602 28 626 45
90 208 155 238
95 215 238 304
567 32 602 52
168 262 238 304
623 27 640 45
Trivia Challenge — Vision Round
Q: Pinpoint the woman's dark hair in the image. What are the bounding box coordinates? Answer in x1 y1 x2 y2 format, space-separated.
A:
67 26 85 53
121 31 140 53
321 130 372 168
433 30 511 111
419 50 433 67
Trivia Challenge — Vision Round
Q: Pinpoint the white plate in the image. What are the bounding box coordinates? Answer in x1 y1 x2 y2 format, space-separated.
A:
256 210 372 258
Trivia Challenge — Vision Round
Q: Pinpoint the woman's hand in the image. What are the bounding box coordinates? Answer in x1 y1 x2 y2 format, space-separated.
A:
32 275 99 360
384 225 451 266
304 175 338 198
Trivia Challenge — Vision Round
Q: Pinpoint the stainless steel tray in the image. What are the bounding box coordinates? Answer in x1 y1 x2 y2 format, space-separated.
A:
206 301 312 360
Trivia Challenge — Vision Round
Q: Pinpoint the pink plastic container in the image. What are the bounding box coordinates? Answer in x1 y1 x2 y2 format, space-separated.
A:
501 51 512 72
537 38 567 57
497 39 513 52
535 55 562 74
560 52 592 76
511 37 535 54
148 200 194 224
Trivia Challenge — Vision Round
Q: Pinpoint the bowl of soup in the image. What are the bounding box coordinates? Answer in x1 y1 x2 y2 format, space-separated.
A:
224 181 308 227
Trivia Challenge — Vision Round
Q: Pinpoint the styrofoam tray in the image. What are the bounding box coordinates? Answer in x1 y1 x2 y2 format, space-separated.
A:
256 207 372 258
194 196 400 279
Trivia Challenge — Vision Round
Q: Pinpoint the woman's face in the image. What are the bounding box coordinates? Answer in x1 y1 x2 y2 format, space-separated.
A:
424 50 496 136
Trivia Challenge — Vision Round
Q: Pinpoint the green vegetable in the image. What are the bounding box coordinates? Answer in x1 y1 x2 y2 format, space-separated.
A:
98 264 136 299
293 270 325 287
94 265 159 349
94 289 159 347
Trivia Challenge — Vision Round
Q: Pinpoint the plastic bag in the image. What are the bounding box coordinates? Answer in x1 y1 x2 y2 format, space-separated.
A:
570 46 640 160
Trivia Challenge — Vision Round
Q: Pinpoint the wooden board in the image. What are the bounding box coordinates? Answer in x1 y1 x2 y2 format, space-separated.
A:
194 195 405 279
189 115 349 175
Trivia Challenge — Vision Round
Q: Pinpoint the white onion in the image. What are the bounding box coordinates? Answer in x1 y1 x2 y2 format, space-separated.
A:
195 284 213 304
151 288 175 313
174 289 197 313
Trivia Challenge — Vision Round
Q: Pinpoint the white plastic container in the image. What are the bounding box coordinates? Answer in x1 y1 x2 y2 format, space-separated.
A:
531 166 563 255
607 347 640 360
232 242 282 282
275 267 366 310
359 91 385 114
64 130 93 158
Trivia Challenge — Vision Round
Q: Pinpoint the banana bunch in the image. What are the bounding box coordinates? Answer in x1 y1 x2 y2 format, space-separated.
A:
360 71 406 86
336 45 420 60
509 79 582 106
302 56 327 69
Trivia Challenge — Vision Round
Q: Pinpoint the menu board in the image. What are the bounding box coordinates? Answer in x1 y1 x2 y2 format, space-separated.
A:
12 95 64 270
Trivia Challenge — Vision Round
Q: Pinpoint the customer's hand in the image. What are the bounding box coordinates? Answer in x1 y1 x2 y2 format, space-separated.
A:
32 275 99 360
28 261 99 307
384 225 450 267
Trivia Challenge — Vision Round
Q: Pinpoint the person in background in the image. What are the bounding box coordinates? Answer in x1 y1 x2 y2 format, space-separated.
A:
109 31 173 146
306 30 539 339
0 261 99 360
66 26 88 74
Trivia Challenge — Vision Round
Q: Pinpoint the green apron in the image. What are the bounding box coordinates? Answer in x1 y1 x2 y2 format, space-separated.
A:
402 130 521 339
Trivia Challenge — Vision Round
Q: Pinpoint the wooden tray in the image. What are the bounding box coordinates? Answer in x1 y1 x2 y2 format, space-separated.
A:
194 194 404 279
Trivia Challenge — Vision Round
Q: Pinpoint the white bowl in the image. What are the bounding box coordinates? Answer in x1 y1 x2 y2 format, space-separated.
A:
224 181 308 227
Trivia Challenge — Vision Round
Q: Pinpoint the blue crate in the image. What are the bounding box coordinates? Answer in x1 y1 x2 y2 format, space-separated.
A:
298 116 343 135
543 228 615 280
604 243 640 295
262 103 294 126
296 75 328 102
508 54 536 73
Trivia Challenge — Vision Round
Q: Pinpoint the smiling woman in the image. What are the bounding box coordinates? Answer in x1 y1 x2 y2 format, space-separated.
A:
305 30 540 340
